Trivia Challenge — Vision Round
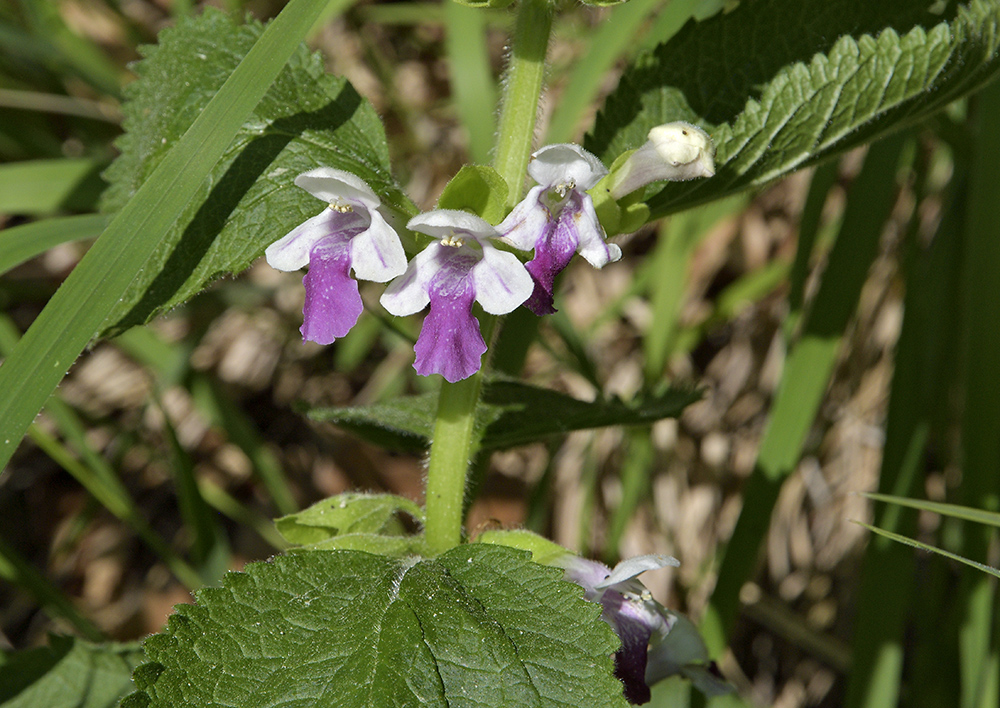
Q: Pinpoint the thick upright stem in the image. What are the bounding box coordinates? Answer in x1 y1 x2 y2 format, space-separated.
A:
493 0 553 207
423 320 494 553
423 0 552 554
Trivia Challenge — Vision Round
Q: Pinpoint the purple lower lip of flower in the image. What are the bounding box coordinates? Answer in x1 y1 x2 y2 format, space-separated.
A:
522 208 581 315
300 237 363 345
601 590 657 704
381 209 534 382
557 553 683 704
500 181 619 315
412 256 487 383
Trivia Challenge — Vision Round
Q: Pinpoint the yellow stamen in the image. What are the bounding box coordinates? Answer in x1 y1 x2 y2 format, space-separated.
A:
553 179 576 198
329 201 353 213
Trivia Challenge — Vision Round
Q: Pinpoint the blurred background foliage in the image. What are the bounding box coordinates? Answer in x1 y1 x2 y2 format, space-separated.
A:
1 0 999 707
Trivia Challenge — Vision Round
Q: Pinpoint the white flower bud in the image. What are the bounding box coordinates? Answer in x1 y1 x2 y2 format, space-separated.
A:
609 122 716 199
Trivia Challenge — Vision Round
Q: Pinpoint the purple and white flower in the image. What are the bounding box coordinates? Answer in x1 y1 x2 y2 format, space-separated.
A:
265 167 407 345
559 554 729 704
498 144 622 315
380 210 533 383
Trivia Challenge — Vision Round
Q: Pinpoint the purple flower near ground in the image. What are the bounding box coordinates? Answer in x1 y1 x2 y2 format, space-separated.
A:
559 554 730 704
380 210 533 383
265 168 407 345
498 143 621 315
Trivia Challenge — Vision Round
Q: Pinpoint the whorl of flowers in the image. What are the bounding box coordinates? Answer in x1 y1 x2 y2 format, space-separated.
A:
265 128 714 381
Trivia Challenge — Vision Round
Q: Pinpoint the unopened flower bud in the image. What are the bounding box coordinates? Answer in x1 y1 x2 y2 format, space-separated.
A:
609 122 716 199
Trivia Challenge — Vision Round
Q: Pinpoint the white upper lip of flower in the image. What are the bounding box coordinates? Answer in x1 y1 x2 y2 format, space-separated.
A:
382 209 532 318
264 166 406 282
528 143 609 191
378 209 533 382
294 168 382 210
262 167 408 346
595 554 681 590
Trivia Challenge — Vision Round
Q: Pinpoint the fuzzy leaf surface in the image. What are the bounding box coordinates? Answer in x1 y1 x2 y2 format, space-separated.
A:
305 379 701 454
123 545 628 708
0 636 143 708
587 0 1000 217
99 9 408 336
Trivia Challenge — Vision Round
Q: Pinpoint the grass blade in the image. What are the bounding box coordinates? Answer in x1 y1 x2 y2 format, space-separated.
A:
785 161 839 337
699 134 908 655
864 493 1000 530
604 428 655 564
0 315 204 590
0 159 106 215
196 478 289 550
844 144 951 708
547 310 601 389
0 89 120 122
15 0 124 97
955 78 1000 708
444 1 497 163
0 213 109 276
114 327 299 516
0 0 330 473
638 0 702 52
309 0 360 38
642 196 745 382
0 535 104 641
546 0 663 144
853 522 1000 581
189 374 299 516
155 389 231 585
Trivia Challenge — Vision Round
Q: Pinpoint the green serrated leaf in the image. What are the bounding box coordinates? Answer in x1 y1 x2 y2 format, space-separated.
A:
98 9 411 337
587 0 1000 218
436 164 509 224
298 392 437 454
127 545 629 708
275 492 425 546
0 636 144 708
305 378 701 453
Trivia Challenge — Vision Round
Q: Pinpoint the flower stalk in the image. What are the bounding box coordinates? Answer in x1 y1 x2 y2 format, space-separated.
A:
423 0 554 552
423 317 494 554
493 0 554 208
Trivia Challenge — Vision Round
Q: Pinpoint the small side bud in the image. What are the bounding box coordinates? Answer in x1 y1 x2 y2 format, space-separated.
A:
608 122 716 200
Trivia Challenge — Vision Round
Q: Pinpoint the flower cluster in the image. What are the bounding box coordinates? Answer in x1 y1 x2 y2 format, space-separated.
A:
266 129 714 382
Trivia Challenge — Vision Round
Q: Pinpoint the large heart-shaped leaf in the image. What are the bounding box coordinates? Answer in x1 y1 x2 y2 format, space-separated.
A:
587 0 1000 218
122 545 629 708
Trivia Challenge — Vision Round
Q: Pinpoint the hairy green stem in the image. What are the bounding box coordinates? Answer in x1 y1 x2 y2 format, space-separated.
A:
423 0 553 553
423 317 496 553
493 0 553 207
